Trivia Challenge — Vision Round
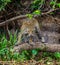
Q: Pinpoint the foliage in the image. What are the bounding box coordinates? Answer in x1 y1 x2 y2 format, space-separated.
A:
30 0 45 11
50 0 60 8
56 3 60 8
32 49 38 56
0 32 17 60
26 14 33 19
32 10 41 15
0 32 60 61
54 52 60 59
30 0 60 12
26 10 41 19
0 0 11 11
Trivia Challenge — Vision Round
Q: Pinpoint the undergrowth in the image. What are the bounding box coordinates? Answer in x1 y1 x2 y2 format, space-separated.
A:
0 0 60 11
0 33 60 62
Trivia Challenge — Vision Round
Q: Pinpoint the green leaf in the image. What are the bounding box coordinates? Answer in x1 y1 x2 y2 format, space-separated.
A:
54 52 60 59
33 10 41 15
13 53 19 59
32 49 38 55
0 0 11 11
50 1 55 5
26 14 33 19
56 3 60 8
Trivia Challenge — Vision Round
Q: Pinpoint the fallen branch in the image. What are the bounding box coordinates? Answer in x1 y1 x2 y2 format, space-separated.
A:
13 42 60 52
0 8 60 27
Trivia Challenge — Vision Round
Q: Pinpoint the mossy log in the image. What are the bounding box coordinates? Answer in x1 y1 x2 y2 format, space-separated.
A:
13 42 60 52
